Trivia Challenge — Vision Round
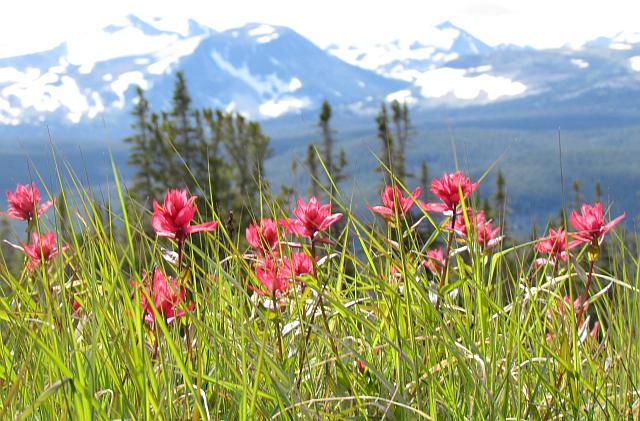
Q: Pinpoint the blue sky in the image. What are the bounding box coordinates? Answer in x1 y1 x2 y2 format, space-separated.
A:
1 0 639 57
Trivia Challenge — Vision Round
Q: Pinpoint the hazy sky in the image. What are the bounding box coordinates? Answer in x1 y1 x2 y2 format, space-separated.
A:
1 0 639 57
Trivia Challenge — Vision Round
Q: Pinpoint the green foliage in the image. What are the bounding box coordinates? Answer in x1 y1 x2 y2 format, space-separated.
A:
0 161 637 418
305 100 348 200
125 73 272 229
375 102 394 187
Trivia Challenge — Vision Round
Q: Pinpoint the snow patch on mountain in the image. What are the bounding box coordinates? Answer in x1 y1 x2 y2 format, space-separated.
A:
0 71 94 123
211 51 301 98
111 71 148 109
66 27 178 67
259 96 309 118
413 68 526 101
146 35 203 75
611 31 640 44
330 43 437 71
571 58 589 69
247 24 280 43
386 89 416 105
248 24 276 37
609 43 632 51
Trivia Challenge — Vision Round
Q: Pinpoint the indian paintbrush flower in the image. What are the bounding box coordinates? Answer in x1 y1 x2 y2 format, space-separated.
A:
22 231 65 270
419 171 478 215
368 185 421 222
246 218 281 256
423 248 445 274
454 210 502 250
281 196 342 239
569 202 625 247
2 183 53 222
534 227 575 266
132 268 192 327
152 189 218 242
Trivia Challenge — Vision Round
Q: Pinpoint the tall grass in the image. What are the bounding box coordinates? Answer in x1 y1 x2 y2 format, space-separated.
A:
0 155 638 420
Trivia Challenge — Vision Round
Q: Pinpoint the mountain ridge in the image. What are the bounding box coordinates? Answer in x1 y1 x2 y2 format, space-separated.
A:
0 15 639 130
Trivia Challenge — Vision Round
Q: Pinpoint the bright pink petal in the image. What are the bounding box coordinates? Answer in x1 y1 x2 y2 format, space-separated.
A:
368 204 394 217
187 221 218 234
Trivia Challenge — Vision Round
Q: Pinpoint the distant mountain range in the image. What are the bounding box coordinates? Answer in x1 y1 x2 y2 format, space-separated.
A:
1 15 639 130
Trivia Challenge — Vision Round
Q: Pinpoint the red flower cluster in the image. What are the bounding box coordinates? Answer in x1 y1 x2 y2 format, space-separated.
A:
131 268 192 327
246 218 281 256
254 252 314 297
281 197 342 239
423 248 445 274
569 202 625 246
368 185 420 222
22 231 66 270
534 227 575 266
152 189 218 241
534 202 624 267
454 210 502 250
246 196 337 300
420 172 478 215
3 183 53 221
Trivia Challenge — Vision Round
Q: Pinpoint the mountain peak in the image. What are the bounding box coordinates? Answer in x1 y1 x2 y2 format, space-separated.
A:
103 15 168 36
223 23 290 44
187 18 212 37
436 20 458 31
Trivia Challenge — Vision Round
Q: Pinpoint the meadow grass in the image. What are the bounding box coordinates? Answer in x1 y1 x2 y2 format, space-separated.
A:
0 157 638 420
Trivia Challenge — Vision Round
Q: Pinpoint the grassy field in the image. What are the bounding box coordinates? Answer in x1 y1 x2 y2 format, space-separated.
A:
0 157 638 419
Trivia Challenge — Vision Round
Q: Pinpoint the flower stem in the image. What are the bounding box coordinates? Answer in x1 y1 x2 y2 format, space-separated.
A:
579 258 595 322
177 238 184 272
438 206 457 291
273 292 283 360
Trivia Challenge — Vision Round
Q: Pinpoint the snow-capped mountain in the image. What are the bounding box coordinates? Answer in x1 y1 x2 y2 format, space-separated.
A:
326 21 530 107
328 21 492 73
0 16 405 126
1 15 640 130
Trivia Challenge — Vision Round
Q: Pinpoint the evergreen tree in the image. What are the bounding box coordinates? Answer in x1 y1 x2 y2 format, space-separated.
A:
319 101 334 185
222 113 272 221
419 161 429 191
124 86 154 202
375 102 394 186
315 100 347 199
482 197 493 219
493 169 508 230
391 100 410 184
572 180 583 209
201 108 232 208
171 72 197 191
306 144 321 198
123 73 271 230
595 182 603 203
494 170 506 213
